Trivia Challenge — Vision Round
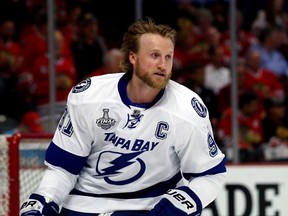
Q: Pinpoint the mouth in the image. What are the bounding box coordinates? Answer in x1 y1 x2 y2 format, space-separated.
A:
154 72 165 77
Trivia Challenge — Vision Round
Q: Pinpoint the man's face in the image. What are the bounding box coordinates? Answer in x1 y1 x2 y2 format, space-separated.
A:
130 33 174 89
247 51 261 71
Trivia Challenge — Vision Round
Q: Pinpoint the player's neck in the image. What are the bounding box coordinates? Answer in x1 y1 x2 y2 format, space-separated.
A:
127 79 160 104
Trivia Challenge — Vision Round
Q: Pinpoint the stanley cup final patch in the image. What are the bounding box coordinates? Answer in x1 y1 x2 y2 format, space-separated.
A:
96 109 116 130
191 97 207 118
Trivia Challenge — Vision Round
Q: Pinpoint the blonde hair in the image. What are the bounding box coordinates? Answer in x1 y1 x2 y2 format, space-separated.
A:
120 17 177 72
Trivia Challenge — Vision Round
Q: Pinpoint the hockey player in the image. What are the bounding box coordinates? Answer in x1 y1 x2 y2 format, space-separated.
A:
20 17 226 216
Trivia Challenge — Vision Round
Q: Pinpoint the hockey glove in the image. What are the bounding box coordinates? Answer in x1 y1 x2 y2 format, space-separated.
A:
20 193 59 216
149 186 202 216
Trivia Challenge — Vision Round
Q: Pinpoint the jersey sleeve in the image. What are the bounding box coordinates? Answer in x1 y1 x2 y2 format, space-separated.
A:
45 88 94 175
173 94 226 208
35 89 95 205
176 118 226 175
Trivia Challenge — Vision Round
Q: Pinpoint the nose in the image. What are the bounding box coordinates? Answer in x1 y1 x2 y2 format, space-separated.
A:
157 57 166 69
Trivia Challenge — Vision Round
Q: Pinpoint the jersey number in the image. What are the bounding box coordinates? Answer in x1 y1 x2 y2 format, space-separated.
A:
58 106 74 137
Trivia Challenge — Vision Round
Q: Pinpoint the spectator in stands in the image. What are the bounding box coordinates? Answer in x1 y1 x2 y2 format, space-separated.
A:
28 30 76 131
251 0 288 34
173 17 210 70
19 7 72 71
56 2 82 46
0 19 21 71
204 46 231 95
0 48 19 116
210 1 228 32
0 16 47 134
217 58 247 114
0 19 19 92
0 18 29 123
262 96 288 161
248 26 288 77
173 9 222 69
194 8 214 38
244 49 285 103
194 8 224 51
181 61 219 125
89 48 123 77
17 111 44 134
220 10 257 64
18 8 49 72
70 12 107 82
217 91 264 162
262 97 288 144
0 50 16 90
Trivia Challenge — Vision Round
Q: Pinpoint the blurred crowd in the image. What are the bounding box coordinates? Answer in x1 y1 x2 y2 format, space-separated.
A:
0 0 288 162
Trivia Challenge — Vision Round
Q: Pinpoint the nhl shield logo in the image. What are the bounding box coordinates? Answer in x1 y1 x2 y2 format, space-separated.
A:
96 109 116 130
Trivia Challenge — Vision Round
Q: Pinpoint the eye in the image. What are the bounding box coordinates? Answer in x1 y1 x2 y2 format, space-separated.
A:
165 54 172 60
151 53 160 58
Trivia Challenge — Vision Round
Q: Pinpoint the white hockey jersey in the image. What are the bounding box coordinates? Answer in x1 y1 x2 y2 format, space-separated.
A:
41 72 226 213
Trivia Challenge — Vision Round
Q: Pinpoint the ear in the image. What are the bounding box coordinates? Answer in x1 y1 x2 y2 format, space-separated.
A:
129 51 136 65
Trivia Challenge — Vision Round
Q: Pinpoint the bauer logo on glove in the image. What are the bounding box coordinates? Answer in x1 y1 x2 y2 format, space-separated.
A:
19 193 59 216
150 186 202 216
20 199 43 216
166 189 196 212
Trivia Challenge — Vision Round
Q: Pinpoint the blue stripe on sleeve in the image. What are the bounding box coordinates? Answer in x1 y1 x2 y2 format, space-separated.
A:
183 157 227 180
45 142 88 175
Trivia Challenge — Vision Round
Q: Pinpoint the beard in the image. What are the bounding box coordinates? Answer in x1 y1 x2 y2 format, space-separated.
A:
134 64 172 89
